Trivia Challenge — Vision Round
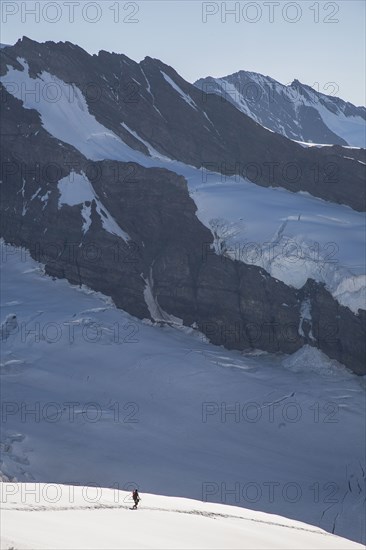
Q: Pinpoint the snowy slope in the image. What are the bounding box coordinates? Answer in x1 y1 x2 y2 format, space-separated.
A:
57 172 130 240
1 484 364 550
1 60 365 312
1 244 365 544
194 72 366 148
1 59 146 164
189 176 366 313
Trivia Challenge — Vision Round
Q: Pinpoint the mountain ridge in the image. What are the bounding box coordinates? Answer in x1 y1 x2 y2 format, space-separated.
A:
2 36 365 211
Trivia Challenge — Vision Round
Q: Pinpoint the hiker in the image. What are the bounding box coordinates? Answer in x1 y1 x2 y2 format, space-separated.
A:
132 489 140 509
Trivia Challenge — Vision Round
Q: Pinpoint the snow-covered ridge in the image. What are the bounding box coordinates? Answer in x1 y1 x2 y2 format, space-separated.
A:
120 122 171 161
1 483 363 549
161 70 198 110
194 72 366 147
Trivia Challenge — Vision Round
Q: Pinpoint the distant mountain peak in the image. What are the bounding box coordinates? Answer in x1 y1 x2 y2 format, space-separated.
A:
195 70 365 147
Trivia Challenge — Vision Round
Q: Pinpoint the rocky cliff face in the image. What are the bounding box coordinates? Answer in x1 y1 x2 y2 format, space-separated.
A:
1 39 365 375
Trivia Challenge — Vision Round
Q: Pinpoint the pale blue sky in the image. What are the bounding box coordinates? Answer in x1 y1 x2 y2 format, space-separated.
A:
1 0 365 105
